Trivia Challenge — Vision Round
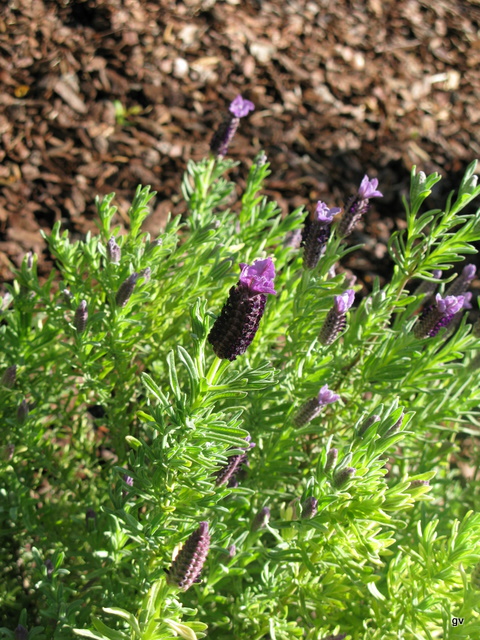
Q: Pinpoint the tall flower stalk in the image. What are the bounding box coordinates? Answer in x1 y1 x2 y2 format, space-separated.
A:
210 95 255 158
302 201 341 270
337 175 383 238
208 258 276 361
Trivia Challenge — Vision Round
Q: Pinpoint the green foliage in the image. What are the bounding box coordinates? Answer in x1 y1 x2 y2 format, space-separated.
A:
1 147 480 640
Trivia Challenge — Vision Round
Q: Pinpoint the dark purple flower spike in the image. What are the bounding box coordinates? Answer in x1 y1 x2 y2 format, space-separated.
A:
338 175 383 238
74 300 88 333
302 201 341 270
301 497 318 519
166 522 210 591
333 467 356 489
215 437 255 486
208 258 276 361
318 289 355 346
414 294 465 338
293 385 340 427
210 95 255 158
116 273 140 307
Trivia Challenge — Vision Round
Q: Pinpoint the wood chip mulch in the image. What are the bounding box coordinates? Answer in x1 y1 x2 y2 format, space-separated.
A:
1 0 480 288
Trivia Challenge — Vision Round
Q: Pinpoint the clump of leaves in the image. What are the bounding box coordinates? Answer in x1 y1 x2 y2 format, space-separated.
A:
1 98 480 640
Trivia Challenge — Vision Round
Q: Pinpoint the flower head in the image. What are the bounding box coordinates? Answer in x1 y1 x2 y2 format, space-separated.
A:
229 95 255 118
239 258 277 295
334 289 355 314
74 300 88 333
317 384 340 405
301 497 318 519
315 201 341 223
167 522 210 591
208 258 276 360
358 175 383 199
435 293 465 315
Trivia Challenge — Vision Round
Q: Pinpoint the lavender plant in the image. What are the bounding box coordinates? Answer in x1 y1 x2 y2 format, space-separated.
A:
1 96 480 640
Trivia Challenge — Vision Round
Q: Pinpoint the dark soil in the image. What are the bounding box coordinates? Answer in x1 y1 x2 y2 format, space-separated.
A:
1 0 480 289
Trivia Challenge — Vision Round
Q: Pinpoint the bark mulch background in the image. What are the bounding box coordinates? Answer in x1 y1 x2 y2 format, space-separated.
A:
1 0 480 290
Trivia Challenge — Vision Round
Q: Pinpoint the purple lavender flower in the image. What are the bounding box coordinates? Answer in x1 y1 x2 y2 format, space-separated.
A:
324 448 338 473
301 497 318 519
208 258 276 360
302 201 341 270
229 95 255 118
215 437 255 486
166 522 210 591
332 467 356 489
74 300 88 333
293 385 340 427
318 290 355 346
338 175 383 238
116 273 139 307
1 364 17 388
445 264 476 297
107 237 121 264
251 506 270 531
210 95 255 158
414 293 465 338
123 474 134 487
26 251 34 269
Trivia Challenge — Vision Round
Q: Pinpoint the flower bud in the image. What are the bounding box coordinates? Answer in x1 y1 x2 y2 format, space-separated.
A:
409 479 430 488
17 399 29 423
324 448 338 473
384 412 404 438
318 290 355 345
294 385 340 427
414 294 465 338
337 175 383 238
74 300 88 333
332 467 356 489
210 95 254 158
357 414 381 438
107 237 121 264
1 364 17 388
116 273 139 307
445 264 476 297
251 506 270 531
85 508 96 531
45 558 54 576
215 437 255 487
302 202 341 270
166 522 210 591
413 270 442 299
301 497 318 519
14 625 28 640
